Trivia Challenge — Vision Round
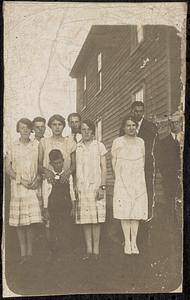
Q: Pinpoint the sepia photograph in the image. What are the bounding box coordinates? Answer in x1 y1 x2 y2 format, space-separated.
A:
3 2 186 297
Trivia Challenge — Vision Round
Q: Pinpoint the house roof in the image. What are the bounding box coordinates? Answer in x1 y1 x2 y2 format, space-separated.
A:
69 25 131 78
69 25 178 78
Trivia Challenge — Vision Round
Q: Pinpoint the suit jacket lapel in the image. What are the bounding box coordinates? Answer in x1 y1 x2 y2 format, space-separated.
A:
138 119 145 137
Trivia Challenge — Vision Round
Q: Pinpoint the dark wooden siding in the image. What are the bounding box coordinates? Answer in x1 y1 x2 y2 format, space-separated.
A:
75 26 181 203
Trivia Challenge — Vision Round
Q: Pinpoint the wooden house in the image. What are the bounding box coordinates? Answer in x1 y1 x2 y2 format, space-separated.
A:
70 25 181 209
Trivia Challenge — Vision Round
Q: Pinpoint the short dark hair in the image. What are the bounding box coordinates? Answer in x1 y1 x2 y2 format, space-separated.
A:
131 101 145 110
49 149 64 162
16 118 33 133
47 115 66 128
82 119 95 135
119 115 138 136
67 113 81 123
32 116 46 127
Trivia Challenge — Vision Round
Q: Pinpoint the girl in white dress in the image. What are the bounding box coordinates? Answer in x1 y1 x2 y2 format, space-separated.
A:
111 115 148 255
75 120 107 260
5 118 42 264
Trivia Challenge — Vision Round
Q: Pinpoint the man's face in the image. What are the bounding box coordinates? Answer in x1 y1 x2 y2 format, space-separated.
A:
170 120 181 134
69 116 81 134
132 105 144 122
33 121 46 139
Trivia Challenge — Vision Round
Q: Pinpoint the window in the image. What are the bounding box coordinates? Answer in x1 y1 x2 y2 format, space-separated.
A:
137 25 144 44
96 53 102 93
82 74 87 108
95 119 102 142
131 25 144 53
132 87 144 103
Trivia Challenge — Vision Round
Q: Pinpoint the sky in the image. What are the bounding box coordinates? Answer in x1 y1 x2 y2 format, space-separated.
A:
4 2 186 147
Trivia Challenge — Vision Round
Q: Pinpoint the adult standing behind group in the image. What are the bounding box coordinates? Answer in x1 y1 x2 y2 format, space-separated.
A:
112 115 148 255
156 111 183 224
131 101 158 220
32 117 46 211
67 113 82 144
32 117 46 143
67 113 82 205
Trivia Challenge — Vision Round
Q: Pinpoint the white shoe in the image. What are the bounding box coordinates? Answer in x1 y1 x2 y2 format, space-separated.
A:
131 244 139 255
124 244 132 255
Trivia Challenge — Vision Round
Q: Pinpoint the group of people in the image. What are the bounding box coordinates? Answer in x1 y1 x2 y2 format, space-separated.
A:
5 101 183 265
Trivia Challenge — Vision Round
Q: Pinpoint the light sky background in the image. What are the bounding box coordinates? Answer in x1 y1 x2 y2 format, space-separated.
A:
4 2 186 148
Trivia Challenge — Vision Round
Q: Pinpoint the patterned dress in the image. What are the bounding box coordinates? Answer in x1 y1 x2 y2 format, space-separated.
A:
40 136 76 171
8 139 42 226
40 136 76 206
75 140 107 224
111 136 148 220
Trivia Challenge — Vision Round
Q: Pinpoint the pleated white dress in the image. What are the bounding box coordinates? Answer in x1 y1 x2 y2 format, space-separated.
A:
8 139 42 226
75 140 107 224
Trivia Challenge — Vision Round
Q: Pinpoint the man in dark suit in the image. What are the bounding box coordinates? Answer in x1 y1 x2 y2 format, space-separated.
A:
131 101 158 220
157 112 183 223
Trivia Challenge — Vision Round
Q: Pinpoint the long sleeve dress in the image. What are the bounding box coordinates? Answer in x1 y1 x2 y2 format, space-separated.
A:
111 136 148 220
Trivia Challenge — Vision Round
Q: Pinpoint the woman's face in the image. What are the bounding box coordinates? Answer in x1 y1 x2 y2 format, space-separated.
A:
50 120 64 136
81 123 93 141
124 119 137 136
18 122 31 140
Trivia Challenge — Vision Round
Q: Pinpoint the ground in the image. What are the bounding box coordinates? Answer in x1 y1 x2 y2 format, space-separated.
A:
4 178 182 296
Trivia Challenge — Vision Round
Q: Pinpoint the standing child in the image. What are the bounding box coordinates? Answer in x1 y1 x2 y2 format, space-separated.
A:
43 149 75 259
75 119 107 260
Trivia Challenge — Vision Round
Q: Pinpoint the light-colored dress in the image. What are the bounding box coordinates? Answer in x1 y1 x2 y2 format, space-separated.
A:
111 136 148 220
75 140 107 224
40 136 76 206
7 139 42 226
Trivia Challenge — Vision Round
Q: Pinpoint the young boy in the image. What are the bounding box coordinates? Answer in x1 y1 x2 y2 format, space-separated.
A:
43 149 75 258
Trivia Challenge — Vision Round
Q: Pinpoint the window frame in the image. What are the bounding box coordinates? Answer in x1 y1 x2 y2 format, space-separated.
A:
82 73 87 110
130 25 144 56
131 86 145 104
95 52 103 96
95 118 102 142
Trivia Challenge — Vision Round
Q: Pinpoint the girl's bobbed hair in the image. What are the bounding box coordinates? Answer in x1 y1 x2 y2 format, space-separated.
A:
16 118 33 133
82 119 95 135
